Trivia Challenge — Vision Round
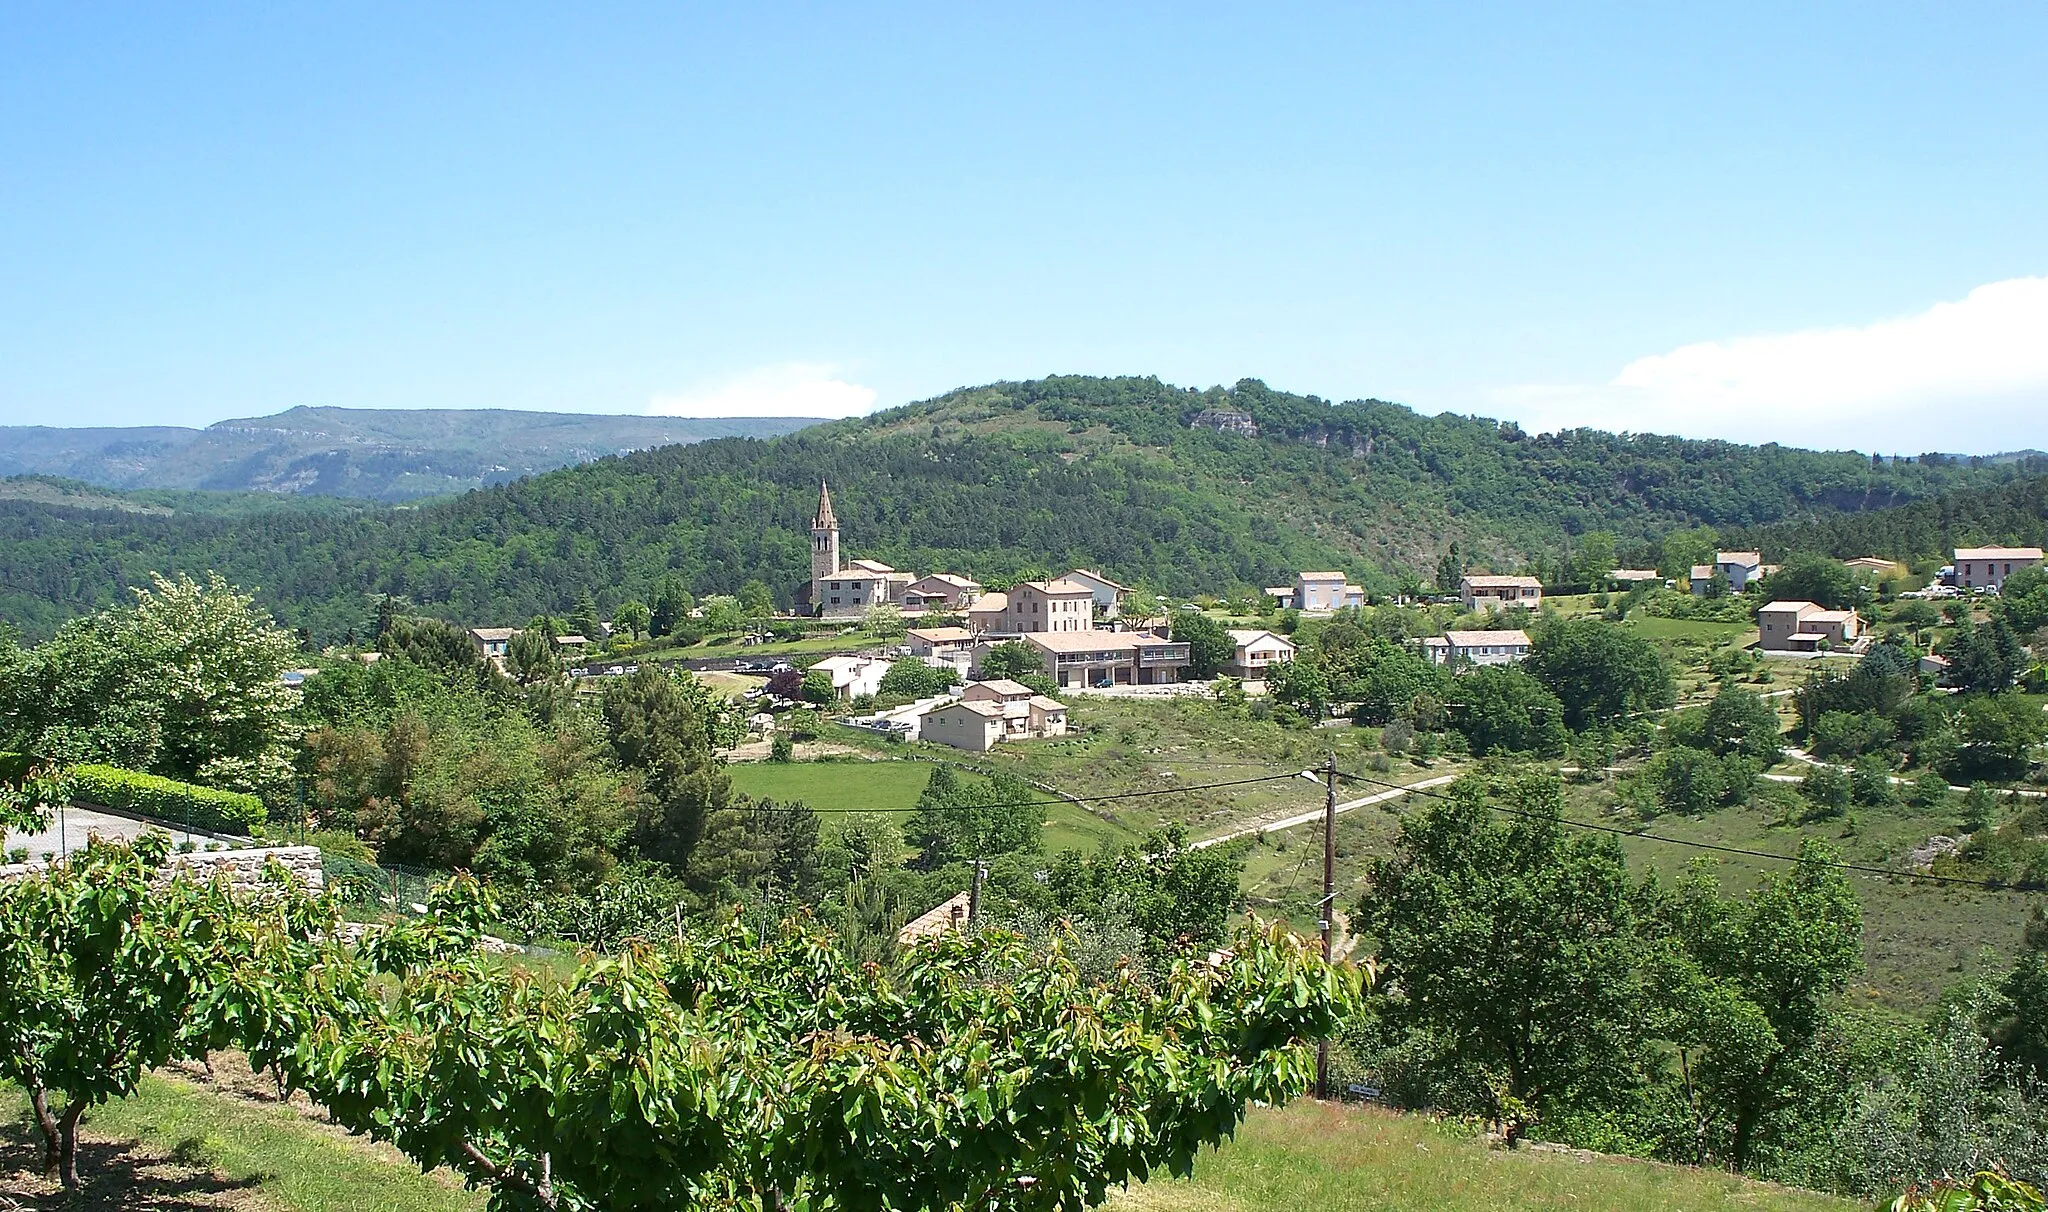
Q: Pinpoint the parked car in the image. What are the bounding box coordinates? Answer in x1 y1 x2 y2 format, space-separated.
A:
1093 677 1115 689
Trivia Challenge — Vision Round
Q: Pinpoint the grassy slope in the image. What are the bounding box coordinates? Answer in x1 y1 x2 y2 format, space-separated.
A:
2 1074 480 1212
1113 1101 1856 1212
5 1080 1853 1212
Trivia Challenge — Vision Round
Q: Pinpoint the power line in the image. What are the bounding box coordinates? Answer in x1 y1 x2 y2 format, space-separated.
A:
1329 767 2043 894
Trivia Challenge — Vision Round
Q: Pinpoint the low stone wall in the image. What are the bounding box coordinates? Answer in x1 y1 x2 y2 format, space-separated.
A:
0 845 324 893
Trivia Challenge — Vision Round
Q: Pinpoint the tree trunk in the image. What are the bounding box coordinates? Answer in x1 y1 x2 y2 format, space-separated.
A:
56 1102 85 1189
26 1081 61 1179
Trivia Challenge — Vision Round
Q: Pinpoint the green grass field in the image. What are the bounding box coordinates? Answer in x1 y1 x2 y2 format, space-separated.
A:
724 757 1135 856
4 1079 1856 1212
1111 1100 1856 1212
726 758 948 812
2 1074 480 1211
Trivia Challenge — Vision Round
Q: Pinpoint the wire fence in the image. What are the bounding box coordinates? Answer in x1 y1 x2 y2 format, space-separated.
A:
320 852 447 914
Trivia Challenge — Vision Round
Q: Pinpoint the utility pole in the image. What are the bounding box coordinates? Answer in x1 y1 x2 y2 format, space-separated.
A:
968 859 987 924
1317 751 1336 1100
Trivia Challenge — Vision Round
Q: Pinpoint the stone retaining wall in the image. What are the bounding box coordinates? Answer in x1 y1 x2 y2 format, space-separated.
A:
0 845 324 893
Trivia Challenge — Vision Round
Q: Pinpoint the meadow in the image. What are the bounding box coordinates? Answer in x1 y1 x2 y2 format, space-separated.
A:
2 1078 1861 1212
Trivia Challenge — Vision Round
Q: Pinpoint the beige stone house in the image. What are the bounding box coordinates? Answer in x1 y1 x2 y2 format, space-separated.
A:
921 681 1069 751
1461 575 1543 612
1756 600 1862 652
965 579 1096 635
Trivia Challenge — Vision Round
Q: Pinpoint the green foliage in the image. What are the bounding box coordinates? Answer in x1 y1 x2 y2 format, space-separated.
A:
1802 764 1855 818
1042 826 1247 960
0 571 299 794
1453 665 1568 757
235 876 1358 1212
1357 769 1647 1115
878 659 961 700
0 833 318 1187
1705 686 1786 763
904 764 1043 868
799 668 835 704
2001 566 2048 634
1651 840 1865 1173
68 763 267 834
1761 556 1873 612
1946 696 2044 783
603 667 738 876
1887 1171 2045 1212
1262 660 1327 722
1813 710 1901 761
1840 1005 2048 1199
1525 618 1676 730
979 640 1044 682
1170 609 1234 678
1633 746 1757 817
0 754 70 835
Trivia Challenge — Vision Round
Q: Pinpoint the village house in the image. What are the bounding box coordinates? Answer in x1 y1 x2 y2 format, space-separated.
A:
1058 568 1132 619
1919 653 1953 685
1263 571 1366 612
1420 629 1532 668
896 891 973 945
807 654 891 700
1608 568 1664 588
920 681 1068 751
964 578 1096 635
1691 551 1771 595
1014 630 1191 688
1460 574 1543 612
1224 629 1296 681
467 627 518 660
901 573 983 611
1952 546 2043 591
1756 600 1863 653
553 634 590 656
906 626 976 660
1843 556 1904 578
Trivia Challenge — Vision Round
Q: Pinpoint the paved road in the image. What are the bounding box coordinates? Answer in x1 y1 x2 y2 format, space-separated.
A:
4 804 243 861
1194 773 1462 849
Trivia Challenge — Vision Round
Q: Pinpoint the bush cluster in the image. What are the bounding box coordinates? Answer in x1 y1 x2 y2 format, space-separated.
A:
67 764 267 835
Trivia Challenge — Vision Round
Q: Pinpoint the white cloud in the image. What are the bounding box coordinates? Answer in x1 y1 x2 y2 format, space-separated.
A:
649 363 878 419
1496 276 2048 452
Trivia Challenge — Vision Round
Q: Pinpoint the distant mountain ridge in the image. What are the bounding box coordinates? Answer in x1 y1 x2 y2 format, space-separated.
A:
0 406 821 501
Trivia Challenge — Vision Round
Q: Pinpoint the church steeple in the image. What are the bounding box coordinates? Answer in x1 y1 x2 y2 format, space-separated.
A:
810 481 841 582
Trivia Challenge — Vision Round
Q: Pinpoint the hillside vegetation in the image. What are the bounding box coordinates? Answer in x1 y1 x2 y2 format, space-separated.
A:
0 376 2018 642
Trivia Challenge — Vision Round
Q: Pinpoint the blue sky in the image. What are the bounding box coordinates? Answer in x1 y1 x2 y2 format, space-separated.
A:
3 3 2045 451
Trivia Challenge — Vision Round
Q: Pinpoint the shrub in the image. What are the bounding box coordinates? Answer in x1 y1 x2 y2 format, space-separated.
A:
66 764 266 835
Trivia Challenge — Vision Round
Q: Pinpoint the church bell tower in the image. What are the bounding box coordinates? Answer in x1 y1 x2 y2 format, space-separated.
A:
810 481 841 584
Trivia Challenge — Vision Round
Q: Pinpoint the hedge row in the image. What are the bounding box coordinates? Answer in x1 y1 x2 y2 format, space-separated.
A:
67 764 267 836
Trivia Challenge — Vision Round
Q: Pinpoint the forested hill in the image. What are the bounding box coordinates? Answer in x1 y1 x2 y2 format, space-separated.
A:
0 406 817 501
0 375 2025 642
1727 471 2048 562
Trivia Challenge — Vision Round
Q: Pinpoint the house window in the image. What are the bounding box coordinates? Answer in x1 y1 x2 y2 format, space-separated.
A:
830 597 841 605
